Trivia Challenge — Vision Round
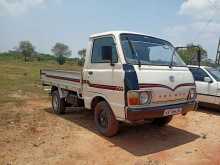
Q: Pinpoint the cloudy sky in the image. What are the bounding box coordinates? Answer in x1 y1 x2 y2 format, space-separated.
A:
0 0 220 59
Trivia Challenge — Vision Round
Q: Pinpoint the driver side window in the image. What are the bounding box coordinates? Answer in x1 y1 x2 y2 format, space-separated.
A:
91 37 118 63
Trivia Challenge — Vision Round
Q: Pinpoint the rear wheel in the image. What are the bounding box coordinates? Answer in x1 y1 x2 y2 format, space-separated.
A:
94 101 119 137
153 116 173 126
52 90 66 114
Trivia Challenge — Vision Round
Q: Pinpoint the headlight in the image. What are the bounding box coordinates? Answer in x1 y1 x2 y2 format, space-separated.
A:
188 88 197 100
127 91 151 106
140 92 151 104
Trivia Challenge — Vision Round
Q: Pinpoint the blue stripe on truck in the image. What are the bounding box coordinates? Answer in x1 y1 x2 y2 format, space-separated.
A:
123 64 139 106
123 64 139 91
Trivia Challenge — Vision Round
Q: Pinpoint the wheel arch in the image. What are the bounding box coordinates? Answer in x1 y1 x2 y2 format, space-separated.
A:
89 94 124 120
51 86 65 98
91 96 108 110
51 86 58 93
91 96 109 111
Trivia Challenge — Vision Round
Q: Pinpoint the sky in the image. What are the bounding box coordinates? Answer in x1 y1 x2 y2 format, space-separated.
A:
0 0 220 59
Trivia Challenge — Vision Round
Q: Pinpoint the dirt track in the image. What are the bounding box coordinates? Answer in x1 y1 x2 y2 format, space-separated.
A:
0 97 220 165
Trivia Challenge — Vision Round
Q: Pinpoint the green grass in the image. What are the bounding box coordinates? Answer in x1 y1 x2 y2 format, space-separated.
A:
0 57 81 105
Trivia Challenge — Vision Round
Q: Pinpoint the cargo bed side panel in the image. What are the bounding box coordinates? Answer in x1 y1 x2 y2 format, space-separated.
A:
41 69 82 92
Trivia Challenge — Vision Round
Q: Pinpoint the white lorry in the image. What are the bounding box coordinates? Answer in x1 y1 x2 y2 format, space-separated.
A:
41 31 197 137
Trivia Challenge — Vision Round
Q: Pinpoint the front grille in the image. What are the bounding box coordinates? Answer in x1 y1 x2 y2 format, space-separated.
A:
151 98 186 105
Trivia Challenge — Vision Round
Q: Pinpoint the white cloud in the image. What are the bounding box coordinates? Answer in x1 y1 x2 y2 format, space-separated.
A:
164 22 220 42
179 0 220 21
163 22 220 59
0 0 61 16
164 0 220 59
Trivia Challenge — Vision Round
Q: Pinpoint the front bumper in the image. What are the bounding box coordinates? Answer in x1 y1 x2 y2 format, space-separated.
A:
126 101 197 122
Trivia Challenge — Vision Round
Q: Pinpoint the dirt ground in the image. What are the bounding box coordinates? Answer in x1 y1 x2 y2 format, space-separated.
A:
0 96 220 165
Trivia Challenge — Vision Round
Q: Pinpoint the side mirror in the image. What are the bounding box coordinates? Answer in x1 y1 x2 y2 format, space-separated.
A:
101 46 114 66
204 77 212 83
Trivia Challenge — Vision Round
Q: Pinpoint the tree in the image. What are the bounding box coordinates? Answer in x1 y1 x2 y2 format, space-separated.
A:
202 58 218 67
18 41 35 62
51 43 72 65
78 48 86 66
177 43 208 65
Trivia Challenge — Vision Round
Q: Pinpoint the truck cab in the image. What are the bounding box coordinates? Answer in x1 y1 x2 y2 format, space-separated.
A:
41 31 197 137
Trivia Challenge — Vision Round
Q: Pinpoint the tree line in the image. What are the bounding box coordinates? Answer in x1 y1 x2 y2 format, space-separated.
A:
11 41 86 65
1 40 216 67
177 43 217 67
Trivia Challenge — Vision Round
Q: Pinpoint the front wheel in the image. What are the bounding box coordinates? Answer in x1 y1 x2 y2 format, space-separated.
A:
94 101 119 137
153 116 173 126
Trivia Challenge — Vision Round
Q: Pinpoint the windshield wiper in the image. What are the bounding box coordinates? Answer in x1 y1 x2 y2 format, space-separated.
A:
126 37 141 68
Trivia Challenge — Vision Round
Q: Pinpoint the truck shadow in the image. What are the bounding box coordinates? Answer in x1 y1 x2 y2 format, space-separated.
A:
198 106 220 116
198 103 220 116
44 108 200 156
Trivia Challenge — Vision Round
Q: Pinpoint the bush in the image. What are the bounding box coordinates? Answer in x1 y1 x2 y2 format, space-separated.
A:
57 55 65 65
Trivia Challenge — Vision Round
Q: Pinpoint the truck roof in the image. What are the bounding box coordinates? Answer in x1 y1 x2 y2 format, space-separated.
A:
90 31 152 38
89 31 172 46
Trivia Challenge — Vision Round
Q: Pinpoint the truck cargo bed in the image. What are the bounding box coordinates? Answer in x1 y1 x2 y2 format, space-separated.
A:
40 69 82 93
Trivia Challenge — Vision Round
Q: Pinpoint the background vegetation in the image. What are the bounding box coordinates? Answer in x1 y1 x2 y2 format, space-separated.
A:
177 43 217 67
0 54 81 105
1 40 218 67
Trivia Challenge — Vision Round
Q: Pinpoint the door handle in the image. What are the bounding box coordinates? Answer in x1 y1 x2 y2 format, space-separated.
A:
88 71 93 75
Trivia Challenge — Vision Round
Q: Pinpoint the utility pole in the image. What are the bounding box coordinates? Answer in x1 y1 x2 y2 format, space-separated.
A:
215 38 220 64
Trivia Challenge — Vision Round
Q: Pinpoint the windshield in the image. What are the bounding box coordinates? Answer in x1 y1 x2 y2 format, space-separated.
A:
206 68 220 81
120 34 186 66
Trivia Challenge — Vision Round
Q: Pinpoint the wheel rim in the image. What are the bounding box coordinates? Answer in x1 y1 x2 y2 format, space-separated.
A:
98 109 108 128
52 95 59 112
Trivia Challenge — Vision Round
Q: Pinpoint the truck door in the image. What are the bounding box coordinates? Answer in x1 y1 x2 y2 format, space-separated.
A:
189 67 216 104
83 36 125 119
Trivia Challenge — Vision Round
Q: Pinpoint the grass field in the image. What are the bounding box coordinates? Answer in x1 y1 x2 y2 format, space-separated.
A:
0 56 81 105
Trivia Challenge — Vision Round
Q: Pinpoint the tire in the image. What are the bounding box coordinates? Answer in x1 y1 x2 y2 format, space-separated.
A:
153 116 173 126
51 90 66 114
94 101 119 137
